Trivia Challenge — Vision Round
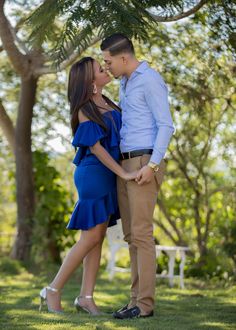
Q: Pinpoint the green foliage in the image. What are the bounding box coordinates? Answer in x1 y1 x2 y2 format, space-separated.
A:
0 257 25 275
27 0 159 63
156 252 169 274
31 150 76 264
26 0 236 63
222 222 236 262
197 0 236 53
33 71 71 152
219 199 236 271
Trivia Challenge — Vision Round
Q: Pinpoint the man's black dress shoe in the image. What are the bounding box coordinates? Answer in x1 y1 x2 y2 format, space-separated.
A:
112 304 128 318
113 305 154 319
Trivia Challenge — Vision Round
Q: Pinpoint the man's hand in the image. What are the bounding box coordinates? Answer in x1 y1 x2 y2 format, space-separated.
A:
135 165 154 185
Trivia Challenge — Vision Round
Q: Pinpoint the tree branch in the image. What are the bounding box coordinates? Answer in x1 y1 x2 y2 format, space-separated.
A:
0 0 27 75
209 186 235 197
150 0 209 22
193 191 204 254
153 218 178 245
156 197 186 245
199 105 226 166
34 36 101 76
203 207 213 244
9 22 29 54
0 99 15 153
169 148 196 190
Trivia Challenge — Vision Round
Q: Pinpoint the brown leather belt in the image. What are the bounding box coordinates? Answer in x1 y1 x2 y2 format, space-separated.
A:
120 149 153 160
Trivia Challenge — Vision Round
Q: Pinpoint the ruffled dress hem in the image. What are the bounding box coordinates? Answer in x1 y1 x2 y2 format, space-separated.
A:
67 190 120 230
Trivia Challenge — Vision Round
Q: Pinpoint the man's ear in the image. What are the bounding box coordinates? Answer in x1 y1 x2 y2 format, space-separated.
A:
122 54 128 64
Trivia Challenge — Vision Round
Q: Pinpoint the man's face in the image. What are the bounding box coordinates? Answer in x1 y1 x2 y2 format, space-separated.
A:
102 50 126 79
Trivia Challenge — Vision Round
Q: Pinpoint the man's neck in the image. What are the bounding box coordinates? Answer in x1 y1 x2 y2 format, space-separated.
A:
125 59 141 78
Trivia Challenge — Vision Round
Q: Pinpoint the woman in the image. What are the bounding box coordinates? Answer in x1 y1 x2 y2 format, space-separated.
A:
39 57 137 315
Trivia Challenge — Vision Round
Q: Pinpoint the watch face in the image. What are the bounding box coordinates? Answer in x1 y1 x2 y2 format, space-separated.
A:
154 166 159 172
148 162 159 172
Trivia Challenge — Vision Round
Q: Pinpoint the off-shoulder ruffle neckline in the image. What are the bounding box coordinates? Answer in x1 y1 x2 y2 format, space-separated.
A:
79 109 118 125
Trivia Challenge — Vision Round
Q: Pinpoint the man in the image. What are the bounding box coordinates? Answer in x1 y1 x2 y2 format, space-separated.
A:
101 34 174 319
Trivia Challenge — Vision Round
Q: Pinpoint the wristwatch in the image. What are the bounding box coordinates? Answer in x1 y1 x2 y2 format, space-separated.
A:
147 162 159 172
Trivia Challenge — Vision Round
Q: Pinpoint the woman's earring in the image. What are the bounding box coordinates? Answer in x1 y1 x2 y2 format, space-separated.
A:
93 84 97 94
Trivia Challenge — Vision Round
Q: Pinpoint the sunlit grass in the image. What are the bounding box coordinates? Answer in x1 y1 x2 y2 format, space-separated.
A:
0 260 236 330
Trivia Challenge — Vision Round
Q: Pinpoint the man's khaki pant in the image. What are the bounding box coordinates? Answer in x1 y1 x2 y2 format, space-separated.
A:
117 155 165 313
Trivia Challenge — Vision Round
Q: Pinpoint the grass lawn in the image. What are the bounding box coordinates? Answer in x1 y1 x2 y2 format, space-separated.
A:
0 260 236 330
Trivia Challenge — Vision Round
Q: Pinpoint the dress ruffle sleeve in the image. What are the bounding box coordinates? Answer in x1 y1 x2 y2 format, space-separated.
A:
72 121 107 148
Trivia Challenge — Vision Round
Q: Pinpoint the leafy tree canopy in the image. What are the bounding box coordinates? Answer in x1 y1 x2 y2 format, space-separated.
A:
25 0 236 64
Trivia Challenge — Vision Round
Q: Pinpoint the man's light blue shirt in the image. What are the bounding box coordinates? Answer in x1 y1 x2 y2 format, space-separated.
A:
119 61 174 165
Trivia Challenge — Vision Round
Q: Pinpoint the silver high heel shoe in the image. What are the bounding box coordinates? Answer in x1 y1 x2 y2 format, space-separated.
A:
74 295 101 315
39 286 63 314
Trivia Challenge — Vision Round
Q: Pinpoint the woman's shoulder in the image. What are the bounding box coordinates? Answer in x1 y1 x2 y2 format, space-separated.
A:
72 119 107 148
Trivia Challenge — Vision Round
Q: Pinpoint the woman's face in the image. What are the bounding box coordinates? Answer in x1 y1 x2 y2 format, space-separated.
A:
93 60 111 89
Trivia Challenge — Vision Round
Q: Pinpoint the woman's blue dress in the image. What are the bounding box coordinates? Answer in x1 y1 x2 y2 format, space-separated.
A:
67 110 121 230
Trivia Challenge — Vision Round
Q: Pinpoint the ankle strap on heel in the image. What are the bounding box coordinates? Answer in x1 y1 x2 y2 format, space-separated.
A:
79 295 93 299
46 286 60 293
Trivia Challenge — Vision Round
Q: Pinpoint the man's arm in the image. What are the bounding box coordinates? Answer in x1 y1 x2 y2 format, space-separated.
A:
145 73 174 165
136 73 174 185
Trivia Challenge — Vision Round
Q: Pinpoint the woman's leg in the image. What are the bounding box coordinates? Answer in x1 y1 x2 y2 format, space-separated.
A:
80 242 103 295
77 222 108 312
46 221 108 311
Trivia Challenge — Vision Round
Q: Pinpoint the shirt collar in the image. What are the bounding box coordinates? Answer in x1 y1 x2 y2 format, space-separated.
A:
135 61 149 73
121 61 149 86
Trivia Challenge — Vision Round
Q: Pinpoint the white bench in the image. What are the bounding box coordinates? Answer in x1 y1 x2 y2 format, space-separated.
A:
106 223 189 289
155 245 190 289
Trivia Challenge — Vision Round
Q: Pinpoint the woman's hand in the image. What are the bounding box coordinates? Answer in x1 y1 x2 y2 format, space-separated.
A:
121 170 138 181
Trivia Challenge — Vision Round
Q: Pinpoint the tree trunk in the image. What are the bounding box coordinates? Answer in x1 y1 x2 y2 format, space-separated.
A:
47 239 62 264
0 101 15 152
11 76 38 261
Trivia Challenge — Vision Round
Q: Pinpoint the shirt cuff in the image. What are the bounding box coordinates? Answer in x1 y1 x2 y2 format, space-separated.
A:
150 152 163 165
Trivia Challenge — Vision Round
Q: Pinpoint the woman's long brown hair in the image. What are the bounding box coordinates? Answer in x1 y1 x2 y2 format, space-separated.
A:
68 57 120 136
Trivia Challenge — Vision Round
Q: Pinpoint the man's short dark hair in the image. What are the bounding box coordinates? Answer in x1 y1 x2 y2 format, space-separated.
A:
100 33 134 55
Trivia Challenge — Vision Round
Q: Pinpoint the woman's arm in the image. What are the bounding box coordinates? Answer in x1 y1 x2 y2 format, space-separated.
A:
90 142 136 181
78 110 136 180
